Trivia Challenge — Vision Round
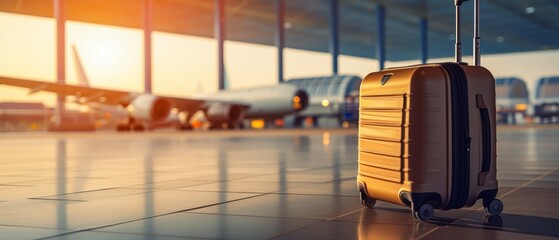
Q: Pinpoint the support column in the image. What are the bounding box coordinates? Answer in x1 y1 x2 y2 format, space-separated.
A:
329 0 339 75
54 0 66 127
275 0 285 83
215 0 225 90
143 0 152 93
420 17 428 64
376 4 386 71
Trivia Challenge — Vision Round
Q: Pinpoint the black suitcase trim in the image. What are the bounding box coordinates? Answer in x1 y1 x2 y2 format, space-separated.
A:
399 191 443 209
442 63 471 210
478 189 499 207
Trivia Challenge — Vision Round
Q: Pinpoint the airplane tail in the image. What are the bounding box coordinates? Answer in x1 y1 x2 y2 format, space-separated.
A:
72 44 90 87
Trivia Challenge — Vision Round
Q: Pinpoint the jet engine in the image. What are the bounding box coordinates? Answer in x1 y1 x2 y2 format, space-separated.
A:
292 90 309 111
206 102 246 127
127 94 172 121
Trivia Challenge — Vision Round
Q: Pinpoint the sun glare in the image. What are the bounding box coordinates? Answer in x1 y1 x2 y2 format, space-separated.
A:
66 21 143 91
89 40 118 68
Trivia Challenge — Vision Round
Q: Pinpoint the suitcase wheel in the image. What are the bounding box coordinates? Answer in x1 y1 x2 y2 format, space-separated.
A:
483 198 503 216
359 189 376 208
413 203 434 221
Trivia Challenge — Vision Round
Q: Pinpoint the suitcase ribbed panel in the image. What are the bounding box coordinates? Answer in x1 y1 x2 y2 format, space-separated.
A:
405 72 449 190
358 93 447 184
359 94 406 183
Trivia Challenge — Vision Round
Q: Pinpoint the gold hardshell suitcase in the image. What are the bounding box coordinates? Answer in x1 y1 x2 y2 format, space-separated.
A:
356 0 503 221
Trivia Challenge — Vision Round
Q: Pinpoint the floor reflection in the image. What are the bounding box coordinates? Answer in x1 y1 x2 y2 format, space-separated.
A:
218 149 228 240
358 208 426 240
143 155 155 240
56 139 67 230
0 127 557 239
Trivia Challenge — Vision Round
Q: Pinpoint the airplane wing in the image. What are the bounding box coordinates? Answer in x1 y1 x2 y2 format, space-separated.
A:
0 75 245 113
0 76 133 105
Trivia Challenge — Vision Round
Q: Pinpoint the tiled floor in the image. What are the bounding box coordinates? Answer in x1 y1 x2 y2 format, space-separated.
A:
0 126 558 240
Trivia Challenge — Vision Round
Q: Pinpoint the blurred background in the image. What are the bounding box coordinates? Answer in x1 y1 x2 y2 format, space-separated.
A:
0 0 558 131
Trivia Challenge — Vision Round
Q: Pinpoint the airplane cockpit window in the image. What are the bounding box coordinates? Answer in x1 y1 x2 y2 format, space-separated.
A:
536 77 559 98
511 81 528 98
345 77 362 97
330 77 342 96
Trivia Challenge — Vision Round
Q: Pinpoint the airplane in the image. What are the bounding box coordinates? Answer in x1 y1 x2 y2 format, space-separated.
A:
0 46 309 131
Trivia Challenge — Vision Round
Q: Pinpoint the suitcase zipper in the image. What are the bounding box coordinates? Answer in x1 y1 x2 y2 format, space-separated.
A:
442 63 470 210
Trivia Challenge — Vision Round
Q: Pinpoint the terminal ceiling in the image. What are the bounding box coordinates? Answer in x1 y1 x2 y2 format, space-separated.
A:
1 0 558 61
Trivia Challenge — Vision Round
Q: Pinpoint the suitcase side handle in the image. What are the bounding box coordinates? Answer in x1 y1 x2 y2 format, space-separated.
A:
476 94 491 186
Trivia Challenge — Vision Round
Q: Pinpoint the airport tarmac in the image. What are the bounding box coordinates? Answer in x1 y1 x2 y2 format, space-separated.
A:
0 126 558 240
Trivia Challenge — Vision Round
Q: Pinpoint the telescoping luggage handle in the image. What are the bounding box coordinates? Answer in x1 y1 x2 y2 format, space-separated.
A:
454 0 481 66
